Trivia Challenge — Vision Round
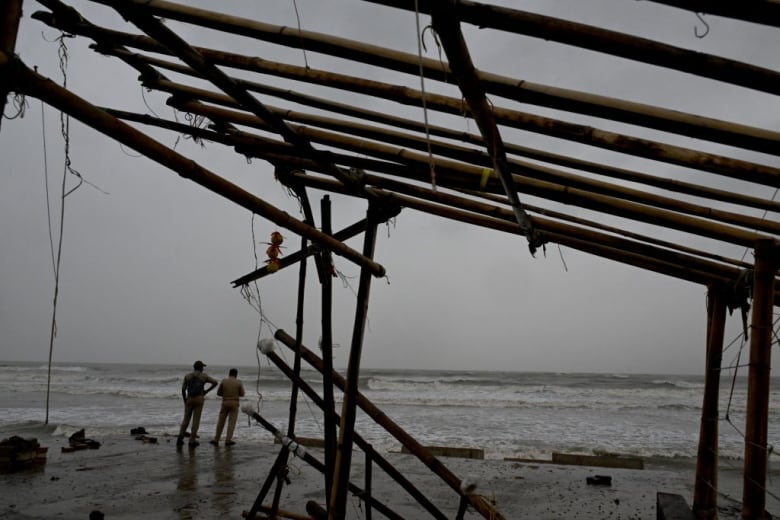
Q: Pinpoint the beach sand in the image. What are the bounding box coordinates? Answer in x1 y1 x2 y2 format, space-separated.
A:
0 428 754 519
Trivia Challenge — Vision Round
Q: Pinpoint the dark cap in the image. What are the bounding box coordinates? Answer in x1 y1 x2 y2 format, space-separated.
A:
193 360 206 370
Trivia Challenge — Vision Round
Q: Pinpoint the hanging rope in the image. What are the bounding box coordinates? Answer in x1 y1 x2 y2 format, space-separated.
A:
45 33 76 424
414 0 437 191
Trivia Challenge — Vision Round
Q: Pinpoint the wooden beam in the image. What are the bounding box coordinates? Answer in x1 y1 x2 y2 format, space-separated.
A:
274 329 508 520
741 239 778 519
42 0 780 156
0 51 386 277
330 206 381 520
692 285 727 519
30 12 780 188
429 0 540 253
366 0 780 95
91 0 370 195
264 348 449 520
163 90 780 238
170 98 772 249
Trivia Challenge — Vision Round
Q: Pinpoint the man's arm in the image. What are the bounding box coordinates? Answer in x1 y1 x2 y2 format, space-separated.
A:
204 375 218 395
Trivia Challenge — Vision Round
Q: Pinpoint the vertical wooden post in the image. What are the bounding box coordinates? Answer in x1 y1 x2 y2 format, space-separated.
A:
365 449 373 520
329 204 381 520
693 284 726 519
0 0 24 132
320 195 337 506
741 239 777 520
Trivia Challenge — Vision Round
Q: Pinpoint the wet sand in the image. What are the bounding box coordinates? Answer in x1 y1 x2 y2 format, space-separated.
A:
0 429 754 519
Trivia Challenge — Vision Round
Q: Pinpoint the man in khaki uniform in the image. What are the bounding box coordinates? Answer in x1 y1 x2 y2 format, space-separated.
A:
177 360 218 448
210 368 246 446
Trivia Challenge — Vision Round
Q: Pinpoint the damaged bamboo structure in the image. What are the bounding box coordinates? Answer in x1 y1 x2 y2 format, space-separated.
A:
2 0 778 518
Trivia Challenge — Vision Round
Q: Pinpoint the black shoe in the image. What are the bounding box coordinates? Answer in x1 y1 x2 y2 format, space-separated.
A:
225 441 236 446
176 439 184 447
188 441 199 448
209 440 218 446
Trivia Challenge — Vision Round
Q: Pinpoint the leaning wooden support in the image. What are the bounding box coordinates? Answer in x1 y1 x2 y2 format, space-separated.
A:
242 407 406 520
264 348 449 520
330 205 381 520
0 51 386 278
692 284 727 519
741 239 778 519
429 0 541 254
274 329 508 520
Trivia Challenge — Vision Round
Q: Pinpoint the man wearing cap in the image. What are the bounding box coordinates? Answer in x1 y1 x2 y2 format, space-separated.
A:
176 360 218 448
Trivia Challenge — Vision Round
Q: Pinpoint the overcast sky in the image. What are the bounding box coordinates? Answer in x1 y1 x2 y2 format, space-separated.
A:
1 0 778 375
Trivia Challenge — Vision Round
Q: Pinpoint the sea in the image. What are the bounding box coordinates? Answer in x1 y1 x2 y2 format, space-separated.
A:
1 360 779 477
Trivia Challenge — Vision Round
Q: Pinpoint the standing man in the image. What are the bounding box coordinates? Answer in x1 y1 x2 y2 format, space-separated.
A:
177 360 218 448
210 368 246 446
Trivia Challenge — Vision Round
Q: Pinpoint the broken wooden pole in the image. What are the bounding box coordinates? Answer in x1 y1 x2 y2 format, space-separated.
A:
242 408 405 520
274 329 507 520
429 0 541 254
741 239 778 519
692 284 727 519
264 348 450 520
330 204 381 520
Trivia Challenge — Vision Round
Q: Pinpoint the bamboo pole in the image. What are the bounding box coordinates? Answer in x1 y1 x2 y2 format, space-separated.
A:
163 90 780 238
641 0 780 28
46 0 780 156
29 5 780 190
0 0 24 133
230 219 375 287
365 0 780 95
320 195 337 507
693 285 727 519
741 239 778 519
274 329 508 520
0 51 386 277
130 74 780 214
429 0 541 254
330 205 381 520
243 408 405 520
95 105 772 290
68 30 780 188
264 348 449 520
106 101 780 247
91 0 373 197
289 171 780 307
170 98 771 248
